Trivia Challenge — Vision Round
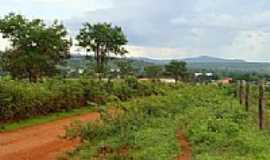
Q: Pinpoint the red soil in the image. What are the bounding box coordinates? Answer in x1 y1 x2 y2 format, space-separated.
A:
177 131 192 160
0 112 192 160
0 112 100 160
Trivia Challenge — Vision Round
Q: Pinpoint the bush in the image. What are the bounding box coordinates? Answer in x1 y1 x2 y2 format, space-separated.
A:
0 80 84 121
65 93 180 160
65 84 270 160
0 78 169 122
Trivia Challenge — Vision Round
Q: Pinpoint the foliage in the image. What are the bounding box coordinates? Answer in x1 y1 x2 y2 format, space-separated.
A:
0 107 94 132
175 86 270 160
165 60 187 82
76 23 128 74
64 94 181 160
0 78 167 122
187 62 270 75
116 59 136 78
0 13 71 82
106 76 166 101
144 65 163 79
65 85 270 160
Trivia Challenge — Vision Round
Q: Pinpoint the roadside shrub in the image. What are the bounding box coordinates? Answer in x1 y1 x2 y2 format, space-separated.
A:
65 91 180 160
65 84 270 160
0 78 168 122
0 80 84 121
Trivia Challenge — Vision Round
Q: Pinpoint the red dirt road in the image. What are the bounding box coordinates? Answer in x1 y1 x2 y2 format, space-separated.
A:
0 112 192 160
177 131 192 160
0 112 100 160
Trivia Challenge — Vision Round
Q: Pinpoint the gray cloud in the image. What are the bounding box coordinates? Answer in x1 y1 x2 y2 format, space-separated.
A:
3 0 270 61
65 0 270 61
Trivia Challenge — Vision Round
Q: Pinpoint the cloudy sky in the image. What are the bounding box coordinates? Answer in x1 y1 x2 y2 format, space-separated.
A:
1 0 270 61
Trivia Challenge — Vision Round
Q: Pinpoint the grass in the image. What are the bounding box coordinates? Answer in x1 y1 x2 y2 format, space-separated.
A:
3 84 270 159
175 85 270 160
0 107 96 132
64 85 270 160
63 94 182 160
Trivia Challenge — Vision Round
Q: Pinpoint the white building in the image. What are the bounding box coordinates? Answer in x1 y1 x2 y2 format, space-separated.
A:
206 73 213 77
194 73 203 77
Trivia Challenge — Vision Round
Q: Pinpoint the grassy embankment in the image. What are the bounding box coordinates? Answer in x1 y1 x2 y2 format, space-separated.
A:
0 77 170 132
64 85 270 160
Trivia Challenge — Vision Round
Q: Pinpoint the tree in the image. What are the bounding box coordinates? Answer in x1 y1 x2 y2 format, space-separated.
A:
0 13 71 82
165 60 187 83
144 65 163 79
76 23 128 76
116 59 136 78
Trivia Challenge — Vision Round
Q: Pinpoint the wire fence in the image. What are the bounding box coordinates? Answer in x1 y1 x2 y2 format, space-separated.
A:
235 80 269 130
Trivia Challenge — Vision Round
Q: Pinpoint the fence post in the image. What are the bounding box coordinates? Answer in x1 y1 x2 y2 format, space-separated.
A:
240 80 245 105
233 82 238 98
245 82 250 111
236 80 241 99
259 80 265 130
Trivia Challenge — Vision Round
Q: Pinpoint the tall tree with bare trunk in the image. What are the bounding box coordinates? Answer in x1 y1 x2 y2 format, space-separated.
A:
76 23 128 78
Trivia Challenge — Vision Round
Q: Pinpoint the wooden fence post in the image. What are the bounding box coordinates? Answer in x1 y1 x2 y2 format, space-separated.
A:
234 81 239 98
236 80 241 99
240 80 245 105
245 82 250 111
259 80 265 130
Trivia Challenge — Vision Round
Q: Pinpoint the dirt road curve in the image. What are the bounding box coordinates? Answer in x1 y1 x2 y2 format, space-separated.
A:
0 112 191 160
177 131 192 160
0 112 100 160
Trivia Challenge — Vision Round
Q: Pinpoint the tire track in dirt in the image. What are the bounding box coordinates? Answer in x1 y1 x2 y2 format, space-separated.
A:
177 131 192 160
0 112 100 160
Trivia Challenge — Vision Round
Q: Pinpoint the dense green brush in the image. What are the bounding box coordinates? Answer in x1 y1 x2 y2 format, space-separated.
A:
65 84 270 160
0 77 170 122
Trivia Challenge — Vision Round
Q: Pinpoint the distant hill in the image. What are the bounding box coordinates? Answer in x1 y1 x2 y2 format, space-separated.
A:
129 57 169 65
183 56 246 63
129 56 246 64
67 55 270 74
128 56 270 74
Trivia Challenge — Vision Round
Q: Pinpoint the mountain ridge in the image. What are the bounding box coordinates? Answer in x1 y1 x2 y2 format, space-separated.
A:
68 54 270 74
183 56 246 63
129 55 246 64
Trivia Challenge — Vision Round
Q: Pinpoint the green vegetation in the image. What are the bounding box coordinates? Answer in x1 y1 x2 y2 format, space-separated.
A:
1 12 270 160
64 85 270 160
64 86 182 160
0 13 71 82
177 86 270 160
187 62 270 75
76 23 128 75
116 59 138 78
0 107 94 132
165 60 187 82
0 77 166 123
62 56 270 81
144 65 163 79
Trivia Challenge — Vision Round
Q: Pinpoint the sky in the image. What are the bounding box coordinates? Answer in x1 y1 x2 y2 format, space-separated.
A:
0 0 270 62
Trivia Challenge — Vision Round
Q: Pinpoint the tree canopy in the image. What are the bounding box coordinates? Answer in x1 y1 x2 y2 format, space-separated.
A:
76 23 128 75
165 60 187 82
0 13 71 82
144 65 163 79
116 59 136 78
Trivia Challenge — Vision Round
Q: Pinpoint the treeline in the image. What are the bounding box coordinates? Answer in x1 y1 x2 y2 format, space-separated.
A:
0 13 188 82
217 71 270 82
65 56 189 82
0 77 170 122
0 13 189 123
0 13 127 82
